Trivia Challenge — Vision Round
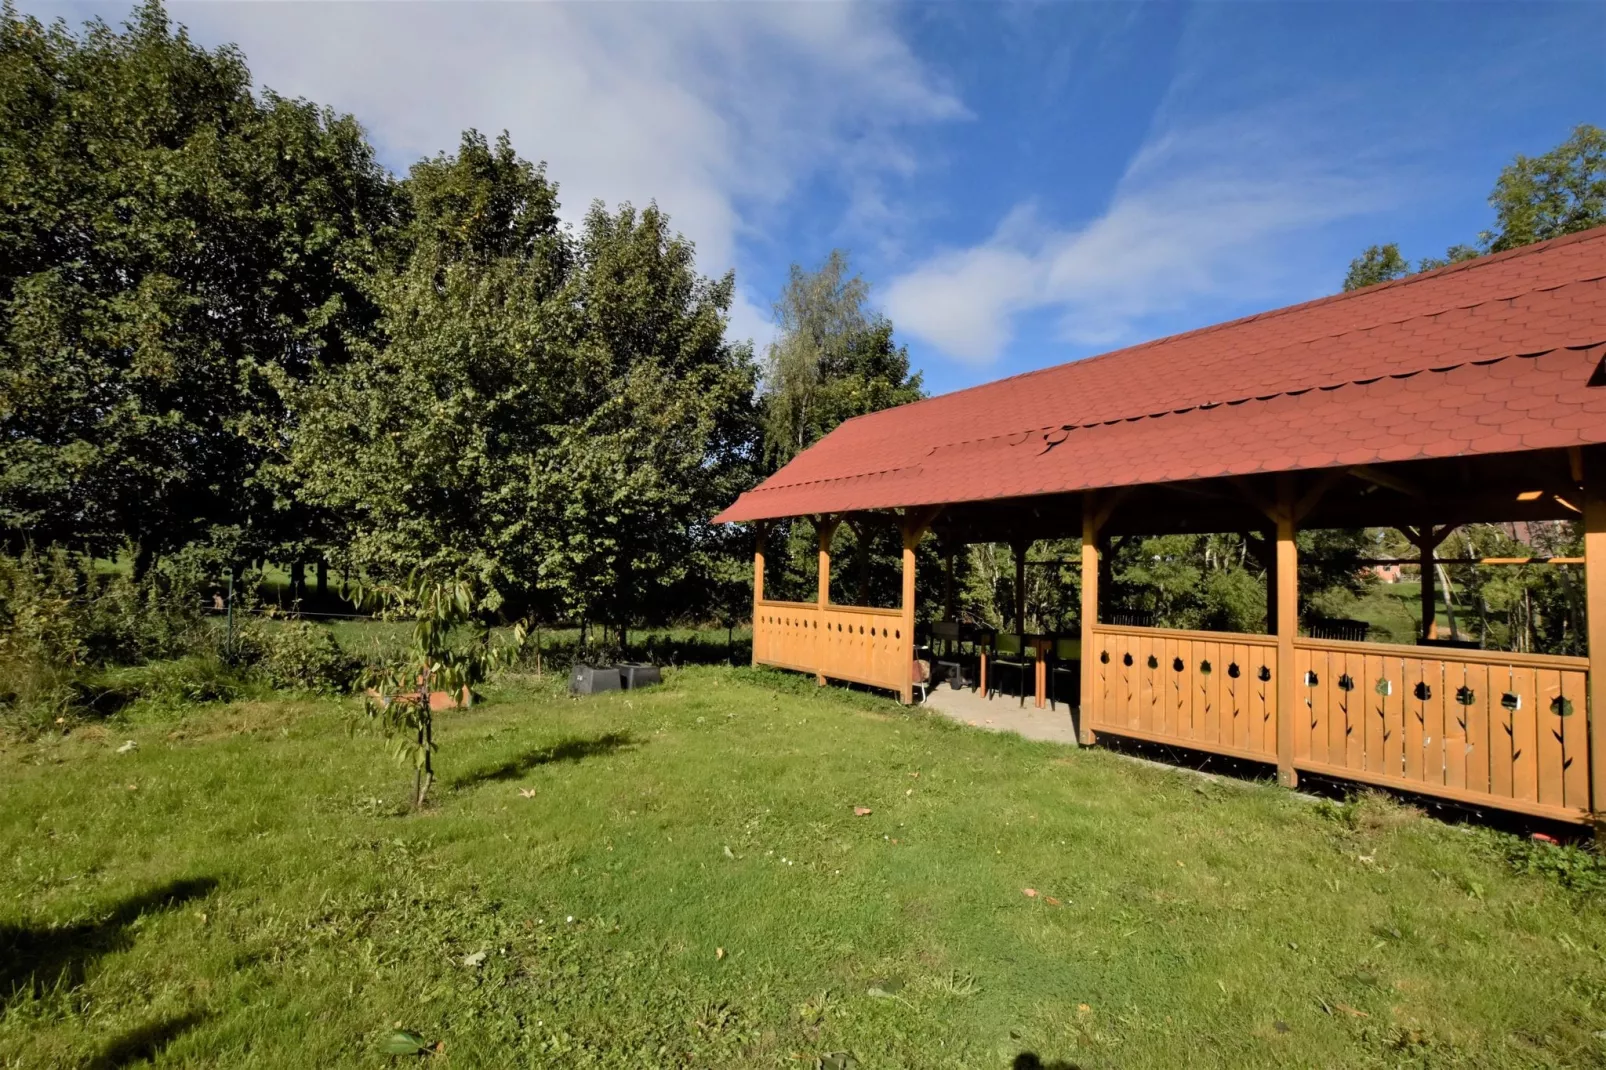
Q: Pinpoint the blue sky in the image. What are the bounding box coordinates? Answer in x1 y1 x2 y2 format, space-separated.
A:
33 1 1606 397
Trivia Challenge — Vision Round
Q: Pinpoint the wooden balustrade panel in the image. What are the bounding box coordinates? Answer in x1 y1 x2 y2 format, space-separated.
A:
818 606 907 692
1292 638 1590 821
754 601 908 693
753 600 820 674
1089 626 1278 761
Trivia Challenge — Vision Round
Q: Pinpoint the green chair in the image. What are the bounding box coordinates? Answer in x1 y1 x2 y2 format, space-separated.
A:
1048 637 1081 712
988 632 1032 706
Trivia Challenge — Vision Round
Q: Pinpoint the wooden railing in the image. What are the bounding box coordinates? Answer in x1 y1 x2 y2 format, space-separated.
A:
753 599 909 693
1086 625 1593 822
1292 638 1590 822
1087 625 1279 762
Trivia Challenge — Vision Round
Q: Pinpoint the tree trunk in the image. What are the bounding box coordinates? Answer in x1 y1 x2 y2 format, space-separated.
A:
316 559 328 598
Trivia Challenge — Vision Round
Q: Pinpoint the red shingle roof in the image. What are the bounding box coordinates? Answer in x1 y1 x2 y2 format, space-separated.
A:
715 226 1606 523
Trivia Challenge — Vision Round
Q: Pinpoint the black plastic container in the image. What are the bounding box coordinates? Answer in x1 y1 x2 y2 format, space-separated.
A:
618 663 662 690
570 664 621 695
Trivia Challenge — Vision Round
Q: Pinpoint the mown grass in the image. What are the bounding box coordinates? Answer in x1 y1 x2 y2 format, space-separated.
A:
3 666 1605 1068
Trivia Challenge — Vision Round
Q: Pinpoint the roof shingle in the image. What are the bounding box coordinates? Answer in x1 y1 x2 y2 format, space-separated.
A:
715 226 1606 523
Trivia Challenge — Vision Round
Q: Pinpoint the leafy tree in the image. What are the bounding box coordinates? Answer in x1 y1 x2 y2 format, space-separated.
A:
1485 123 1605 252
288 133 760 636
1343 123 1602 290
356 573 526 808
760 249 923 466
1342 243 1411 291
0 1 394 568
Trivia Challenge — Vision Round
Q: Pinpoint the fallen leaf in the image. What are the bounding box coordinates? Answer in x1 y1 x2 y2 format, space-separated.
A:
518 789 537 799
723 845 735 859
116 740 137 754
462 950 487 967
380 1030 431 1055
1532 832 1559 844
1334 1002 1369 1018
716 947 726 960
1077 1003 1091 1015
1044 896 1062 907
908 771 920 778
1022 888 1038 898
853 807 872 816
126 783 138 791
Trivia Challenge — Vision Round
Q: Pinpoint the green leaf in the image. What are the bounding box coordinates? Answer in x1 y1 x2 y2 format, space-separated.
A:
380 1029 430 1055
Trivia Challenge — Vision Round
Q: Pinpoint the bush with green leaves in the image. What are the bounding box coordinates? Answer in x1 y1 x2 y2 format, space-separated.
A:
0 545 213 719
238 619 360 694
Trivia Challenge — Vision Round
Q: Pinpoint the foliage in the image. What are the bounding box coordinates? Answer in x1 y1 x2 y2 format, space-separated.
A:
1341 243 1410 291
240 619 360 694
0 2 393 565
0 544 213 718
3 668 1605 1066
760 249 923 466
287 133 759 634
1485 123 1606 252
1343 123 1603 290
353 572 527 807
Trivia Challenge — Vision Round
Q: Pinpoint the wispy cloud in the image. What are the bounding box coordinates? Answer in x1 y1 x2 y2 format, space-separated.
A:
130 1 965 348
884 102 1392 365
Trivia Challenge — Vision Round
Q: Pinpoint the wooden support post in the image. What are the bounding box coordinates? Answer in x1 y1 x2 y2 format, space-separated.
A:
815 516 839 685
1585 463 1606 817
1419 532 1438 640
901 527 919 706
1274 475 1298 789
898 507 941 706
751 523 767 668
944 545 956 621
1012 538 1028 635
1079 497 1100 746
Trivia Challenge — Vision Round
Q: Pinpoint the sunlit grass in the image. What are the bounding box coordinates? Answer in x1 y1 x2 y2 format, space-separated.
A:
3 666 1603 1067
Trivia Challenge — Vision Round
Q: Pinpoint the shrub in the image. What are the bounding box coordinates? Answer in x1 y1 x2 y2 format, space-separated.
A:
243 620 360 693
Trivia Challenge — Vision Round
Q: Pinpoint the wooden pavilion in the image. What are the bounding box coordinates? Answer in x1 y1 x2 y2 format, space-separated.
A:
714 226 1606 824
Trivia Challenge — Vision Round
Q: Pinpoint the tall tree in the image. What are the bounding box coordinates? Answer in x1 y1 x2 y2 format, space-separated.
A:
0 1 393 566
760 250 923 466
287 132 759 628
1485 123 1606 252
1343 123 1603 290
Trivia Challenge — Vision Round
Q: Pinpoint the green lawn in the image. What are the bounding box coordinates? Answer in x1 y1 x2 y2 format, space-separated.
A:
4 668 1605 1068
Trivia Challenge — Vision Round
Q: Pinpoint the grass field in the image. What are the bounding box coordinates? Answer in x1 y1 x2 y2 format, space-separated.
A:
4 667 1606 1068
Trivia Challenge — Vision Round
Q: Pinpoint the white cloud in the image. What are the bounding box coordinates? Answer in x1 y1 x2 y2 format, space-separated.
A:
128 1 963 347
884 104 1391 365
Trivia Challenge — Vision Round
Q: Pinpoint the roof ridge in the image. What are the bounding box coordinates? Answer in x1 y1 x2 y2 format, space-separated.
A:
853 224 1606 425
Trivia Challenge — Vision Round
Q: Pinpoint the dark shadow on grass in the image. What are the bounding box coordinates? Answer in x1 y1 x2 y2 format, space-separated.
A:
450 731 636 790
83 1011 207 1069
0 877 218 1001
1014 1055 1082 1070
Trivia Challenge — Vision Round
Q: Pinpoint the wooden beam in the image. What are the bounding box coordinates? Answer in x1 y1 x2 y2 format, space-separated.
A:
1275 474 1298 788
1079 497 1099 746
1090 487 1132 534
899 520 924 706
1586 457 1606 816
1348 464 1423 498
815 516 840 685
752 523 767 667
1294 470 1345 523
1228 476 1281 524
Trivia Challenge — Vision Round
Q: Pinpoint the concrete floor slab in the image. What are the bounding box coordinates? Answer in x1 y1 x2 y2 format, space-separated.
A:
921 683 1081 746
